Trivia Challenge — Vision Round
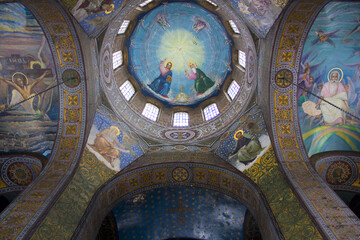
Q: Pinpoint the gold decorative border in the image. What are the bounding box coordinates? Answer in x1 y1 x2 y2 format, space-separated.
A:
271 0 360 239
0 1 86 239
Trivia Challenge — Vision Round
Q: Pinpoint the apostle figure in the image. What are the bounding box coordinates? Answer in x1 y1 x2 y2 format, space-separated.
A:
148 59 172 98
228 129 263 164
185 61 214 95
72 0 114 22
315 69 350 126
89 126 130 168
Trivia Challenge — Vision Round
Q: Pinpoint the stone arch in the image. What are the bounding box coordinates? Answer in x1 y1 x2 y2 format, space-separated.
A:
72 161 284 240
0 1 89 239
265 0 360 238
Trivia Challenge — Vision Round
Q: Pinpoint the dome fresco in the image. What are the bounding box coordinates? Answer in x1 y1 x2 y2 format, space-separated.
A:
298 1 360 157
128 2 232 108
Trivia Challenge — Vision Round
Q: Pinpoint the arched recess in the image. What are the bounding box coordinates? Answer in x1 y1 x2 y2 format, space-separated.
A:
311 152 360 193
0 154 48 196
267 0 360 239
311 152 360 218
72 161 284 240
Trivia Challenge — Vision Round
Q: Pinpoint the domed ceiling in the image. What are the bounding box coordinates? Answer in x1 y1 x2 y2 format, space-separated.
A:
128 2 232 107
100 0 257 144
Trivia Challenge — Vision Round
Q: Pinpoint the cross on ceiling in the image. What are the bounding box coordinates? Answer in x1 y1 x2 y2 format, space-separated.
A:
167 199 193 225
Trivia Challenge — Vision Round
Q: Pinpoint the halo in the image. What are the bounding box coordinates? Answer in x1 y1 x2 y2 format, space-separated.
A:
110 126 120 136
166 61 173 70
12 72 28 85
327 67 343 82
188 61 197 69
105 4 115 14
234 129 244 140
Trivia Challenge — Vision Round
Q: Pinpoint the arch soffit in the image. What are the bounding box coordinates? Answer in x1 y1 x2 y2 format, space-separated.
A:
268 0 360 239
0 0 88 239
72 162 284 240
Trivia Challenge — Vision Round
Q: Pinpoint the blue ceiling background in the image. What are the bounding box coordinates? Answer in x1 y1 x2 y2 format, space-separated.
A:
298 1 360 157
128 2 232 108
113 186 247 240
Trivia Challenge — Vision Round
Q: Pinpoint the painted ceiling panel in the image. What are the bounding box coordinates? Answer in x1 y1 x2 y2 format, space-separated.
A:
0 3 58 157
298 1 360 157
216 106 271 172
128 2 232 107
229 0 287 37
61 0 125 36
86 108 144 171
113 186 247 240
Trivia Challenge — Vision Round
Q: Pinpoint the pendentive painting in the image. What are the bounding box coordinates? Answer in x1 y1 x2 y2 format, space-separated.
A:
230 0 286 37
0 3 58 157
128 2 232 108
298 2 360 157
216 106 271 171
86 111 143 171
61 0 125 36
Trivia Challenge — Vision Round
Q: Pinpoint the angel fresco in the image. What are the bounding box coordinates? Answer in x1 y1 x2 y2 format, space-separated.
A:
344 63 360 117
192 17 208 32
311 29 341 48
156 14 170 28
297 49 326 100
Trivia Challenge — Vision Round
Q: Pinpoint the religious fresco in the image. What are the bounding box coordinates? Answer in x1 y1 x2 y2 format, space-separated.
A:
86 111 143 171
298 2 360 157
112 187 248 239
61 0 125 36
0 3 58 157
128 2 232 108
216 106 271 171
230 0 287 37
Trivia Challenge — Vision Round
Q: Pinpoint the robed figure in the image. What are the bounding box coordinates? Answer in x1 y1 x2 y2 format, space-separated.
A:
229 130 263 164
148 59 173 97
185 62 215 94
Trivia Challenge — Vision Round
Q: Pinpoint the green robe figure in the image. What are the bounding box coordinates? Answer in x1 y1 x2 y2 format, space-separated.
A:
185 62 215 94
229 130 263 163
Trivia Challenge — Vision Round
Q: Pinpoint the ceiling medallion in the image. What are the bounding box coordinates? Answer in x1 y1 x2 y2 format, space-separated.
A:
326 161 352 185
163 129 198 141
171 167 190 182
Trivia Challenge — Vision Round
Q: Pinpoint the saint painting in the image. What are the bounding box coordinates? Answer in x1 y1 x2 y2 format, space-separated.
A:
185 61 215 95
148 59 173 97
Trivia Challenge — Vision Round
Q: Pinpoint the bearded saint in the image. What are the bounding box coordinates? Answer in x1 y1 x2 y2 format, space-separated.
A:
316 71 350 126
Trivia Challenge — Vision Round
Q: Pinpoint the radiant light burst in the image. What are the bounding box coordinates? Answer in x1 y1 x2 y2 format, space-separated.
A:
157 29 205 73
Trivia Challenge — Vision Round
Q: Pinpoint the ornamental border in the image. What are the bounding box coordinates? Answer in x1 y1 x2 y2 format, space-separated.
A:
72 162 284 240
269 0 360 239
0 1 87 239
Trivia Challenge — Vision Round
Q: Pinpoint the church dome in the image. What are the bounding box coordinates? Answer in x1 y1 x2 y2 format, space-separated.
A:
100 0 257 143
